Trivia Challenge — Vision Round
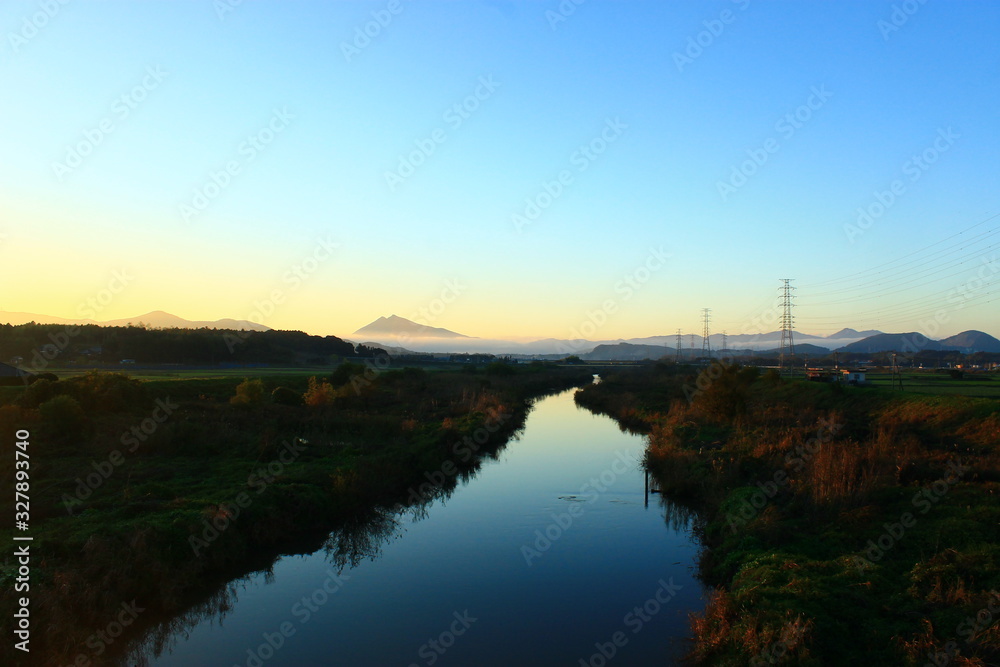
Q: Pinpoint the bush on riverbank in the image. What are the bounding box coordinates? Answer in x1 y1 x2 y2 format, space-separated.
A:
0 364 592 665
575 364 1000 665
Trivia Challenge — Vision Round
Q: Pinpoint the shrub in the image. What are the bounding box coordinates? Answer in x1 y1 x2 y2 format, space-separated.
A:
65 372 147 412
303 376 336 406
39 395 89 440
20 378 57 409
230 378 265 406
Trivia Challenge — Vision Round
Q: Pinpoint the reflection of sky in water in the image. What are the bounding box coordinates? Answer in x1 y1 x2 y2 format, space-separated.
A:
137 390 708 667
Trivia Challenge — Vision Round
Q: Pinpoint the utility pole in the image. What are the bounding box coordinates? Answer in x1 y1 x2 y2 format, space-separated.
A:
891 353 904 390
701 308 712 359
779 279 796 376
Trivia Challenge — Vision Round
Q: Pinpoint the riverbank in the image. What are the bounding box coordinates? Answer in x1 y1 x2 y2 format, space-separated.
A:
575 363 1000 665
0 363 592 665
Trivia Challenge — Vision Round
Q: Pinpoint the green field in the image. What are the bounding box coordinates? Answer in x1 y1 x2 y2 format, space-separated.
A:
863 371 1000 399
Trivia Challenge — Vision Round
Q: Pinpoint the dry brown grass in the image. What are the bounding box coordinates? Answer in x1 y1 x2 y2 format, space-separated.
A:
687 588 814 665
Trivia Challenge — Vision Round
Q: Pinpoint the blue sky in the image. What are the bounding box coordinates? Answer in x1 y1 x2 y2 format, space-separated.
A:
1 0 997 340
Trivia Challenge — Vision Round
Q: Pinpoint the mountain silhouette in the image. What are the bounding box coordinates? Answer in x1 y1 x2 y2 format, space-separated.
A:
352 315 471 339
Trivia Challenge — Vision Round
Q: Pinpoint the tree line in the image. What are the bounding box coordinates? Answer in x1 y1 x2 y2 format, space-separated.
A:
0 323 363 367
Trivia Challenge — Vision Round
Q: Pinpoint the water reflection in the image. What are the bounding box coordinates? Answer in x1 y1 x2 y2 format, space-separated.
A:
120 389 708 666
118 410 531 665
321 506 403 571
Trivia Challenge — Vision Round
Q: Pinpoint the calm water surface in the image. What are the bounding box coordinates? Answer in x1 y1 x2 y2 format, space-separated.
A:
131 388 707 666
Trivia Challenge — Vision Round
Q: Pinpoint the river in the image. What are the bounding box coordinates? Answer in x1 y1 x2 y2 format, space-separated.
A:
124 387 707 666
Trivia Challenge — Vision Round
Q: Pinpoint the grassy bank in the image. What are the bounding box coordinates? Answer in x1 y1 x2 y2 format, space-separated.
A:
576 363 1000 665
0 363 592 665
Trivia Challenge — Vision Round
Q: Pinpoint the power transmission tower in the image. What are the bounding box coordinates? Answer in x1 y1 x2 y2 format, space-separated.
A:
701 308 712 358
675 329 682 363
778 279 796 375
721 331 728 359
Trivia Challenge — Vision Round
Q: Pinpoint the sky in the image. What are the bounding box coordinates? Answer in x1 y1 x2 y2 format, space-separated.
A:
1 0 998 342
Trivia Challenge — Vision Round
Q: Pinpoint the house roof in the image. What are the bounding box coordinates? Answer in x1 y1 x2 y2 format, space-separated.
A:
0 362 31 378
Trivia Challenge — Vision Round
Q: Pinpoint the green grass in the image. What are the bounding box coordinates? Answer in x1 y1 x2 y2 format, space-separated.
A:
33 364 336 381
865 371 1000 399
0 364 593 666
575 367 1000 665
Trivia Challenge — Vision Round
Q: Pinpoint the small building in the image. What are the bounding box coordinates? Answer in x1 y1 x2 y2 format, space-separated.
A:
841 369 866 385
806 368 835 382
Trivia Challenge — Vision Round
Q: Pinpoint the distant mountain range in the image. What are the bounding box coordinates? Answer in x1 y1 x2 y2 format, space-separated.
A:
838 330 1000 354
0 310 269 331
5 311 998 358
349 316 1000 357
582 332 1000 361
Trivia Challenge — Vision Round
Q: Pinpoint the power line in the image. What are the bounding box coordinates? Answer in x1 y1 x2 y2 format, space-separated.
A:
801 211 1000 290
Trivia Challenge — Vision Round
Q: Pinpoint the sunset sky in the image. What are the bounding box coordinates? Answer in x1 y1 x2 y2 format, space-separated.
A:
1 0 998 341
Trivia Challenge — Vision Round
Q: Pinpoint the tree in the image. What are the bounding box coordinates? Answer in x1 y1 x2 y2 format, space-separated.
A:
303 376 336 406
